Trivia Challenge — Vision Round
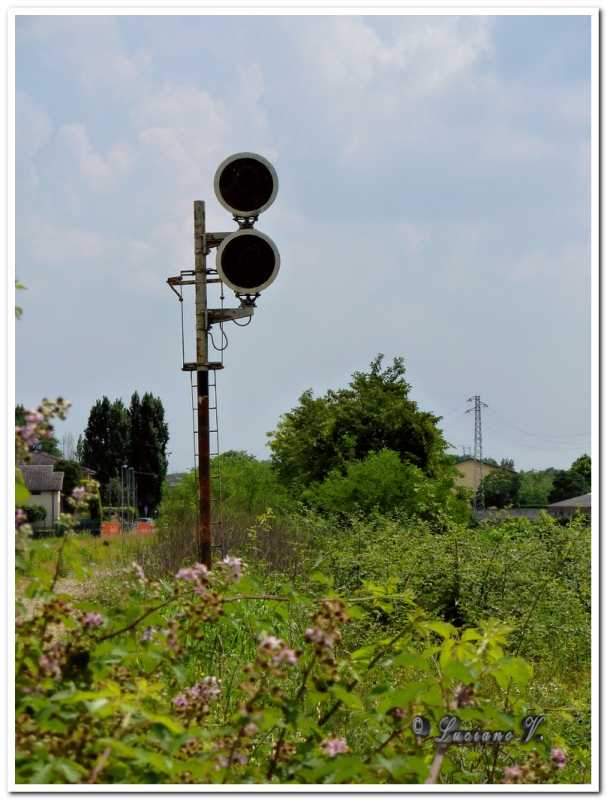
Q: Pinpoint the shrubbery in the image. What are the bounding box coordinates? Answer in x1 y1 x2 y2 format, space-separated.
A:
22 503 47 524
15 398 591 786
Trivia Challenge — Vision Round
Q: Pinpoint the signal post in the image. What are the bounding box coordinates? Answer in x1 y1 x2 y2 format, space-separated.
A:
169 153 280 569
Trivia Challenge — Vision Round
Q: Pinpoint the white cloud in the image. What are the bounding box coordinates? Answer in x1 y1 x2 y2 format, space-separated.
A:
503 242 590 311
58 123 138 191
22 214 105 267
18 16 153 99
395 219 430 256
482 124 554 161
133 80 233 194
16 91 52 159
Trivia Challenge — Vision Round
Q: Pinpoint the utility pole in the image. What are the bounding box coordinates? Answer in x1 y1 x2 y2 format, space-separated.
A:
168 153 280 570
466 396 488 512
194 201 213 569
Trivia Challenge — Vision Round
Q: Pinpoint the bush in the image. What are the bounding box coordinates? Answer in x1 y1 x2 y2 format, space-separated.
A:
21 503 47 523
301 449 470 523
14 399 592 786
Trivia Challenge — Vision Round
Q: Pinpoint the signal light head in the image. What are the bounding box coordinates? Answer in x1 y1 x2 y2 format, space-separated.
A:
214 152 278 218
216 229 280 294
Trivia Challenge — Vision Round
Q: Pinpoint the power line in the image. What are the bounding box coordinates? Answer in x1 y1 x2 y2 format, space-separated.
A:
483 423 591 453
441 412 469 431
485 408 590 441
440 401 469 419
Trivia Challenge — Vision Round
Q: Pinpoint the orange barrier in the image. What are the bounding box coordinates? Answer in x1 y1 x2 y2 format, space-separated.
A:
101 523 120 537
137 523 155 534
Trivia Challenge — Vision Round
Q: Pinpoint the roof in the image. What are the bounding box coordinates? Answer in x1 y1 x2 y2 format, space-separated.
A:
19 453 96 477
455 457 517 474
547 493 591 509
24 452 59 466
21 464 64 492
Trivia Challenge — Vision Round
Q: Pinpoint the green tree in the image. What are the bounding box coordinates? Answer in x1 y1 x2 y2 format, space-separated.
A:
217 451 296 518
53 460 83 510
75 434 85 464
302 448 470 522
571 453 591 486
517 468 556 506
481 468 521 509
15 404 26 426
268 355 449 489
548 469 588 504
128 392 169 516
81 397 130 485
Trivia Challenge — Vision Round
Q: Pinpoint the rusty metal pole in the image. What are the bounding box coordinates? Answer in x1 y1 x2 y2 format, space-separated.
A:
194 201 212 569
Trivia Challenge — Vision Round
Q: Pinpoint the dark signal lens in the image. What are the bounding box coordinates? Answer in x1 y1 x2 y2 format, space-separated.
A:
220 234 276 290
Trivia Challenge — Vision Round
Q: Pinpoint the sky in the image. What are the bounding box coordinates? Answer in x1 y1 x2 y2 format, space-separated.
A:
13 11 596 475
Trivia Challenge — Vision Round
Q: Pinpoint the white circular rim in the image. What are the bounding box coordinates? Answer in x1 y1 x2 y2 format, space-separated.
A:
216 229 281 294
214 152 279 217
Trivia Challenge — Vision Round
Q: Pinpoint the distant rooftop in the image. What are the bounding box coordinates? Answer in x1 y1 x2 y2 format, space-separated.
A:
548 493 591 509
455 457 517 474
21 464 64 492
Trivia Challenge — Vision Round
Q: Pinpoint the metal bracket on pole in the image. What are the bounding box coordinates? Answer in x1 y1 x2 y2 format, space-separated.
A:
208 307 254 325
204 232 231 252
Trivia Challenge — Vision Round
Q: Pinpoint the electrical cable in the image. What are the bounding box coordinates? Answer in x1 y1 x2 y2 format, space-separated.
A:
440 401 469 419
485 408 590 441
483 423 590 453
441 412 469 431
209 327 229 352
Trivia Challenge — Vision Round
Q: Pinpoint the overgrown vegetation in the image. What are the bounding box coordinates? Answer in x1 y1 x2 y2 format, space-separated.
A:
15 364 592 785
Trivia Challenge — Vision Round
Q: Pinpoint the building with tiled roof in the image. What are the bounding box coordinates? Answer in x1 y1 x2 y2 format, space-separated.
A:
547 493 591 518
20 464 64 530
25 452 96 479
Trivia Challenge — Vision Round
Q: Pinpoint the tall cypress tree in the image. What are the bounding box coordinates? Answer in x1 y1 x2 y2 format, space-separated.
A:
128 392 169 515
81 397 130 484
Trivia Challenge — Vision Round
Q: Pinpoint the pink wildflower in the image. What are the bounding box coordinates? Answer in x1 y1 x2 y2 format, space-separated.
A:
258 636 298 666
551 748 566 768
37 648 62 680
501 764 521 783
72 486 86 501
83 612 103 629
171 694 190 707
319 737 348 757
223 555 246 582
141 627 158 641
305 627 334 650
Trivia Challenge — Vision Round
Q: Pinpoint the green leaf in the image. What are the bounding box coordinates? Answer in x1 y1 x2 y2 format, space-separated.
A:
442 660 477 684
147 714 185 734
170 663 188 685
493 656 533 692
376 682 426 714
56 759 87 782
386 651 431 672
84 697 110 714
350 645 377 662
330 686 364 709
424 621 458 639
461 628 482 642
16 479 31 505
367 684 392 698
309 571 334 586
347 605 367 620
